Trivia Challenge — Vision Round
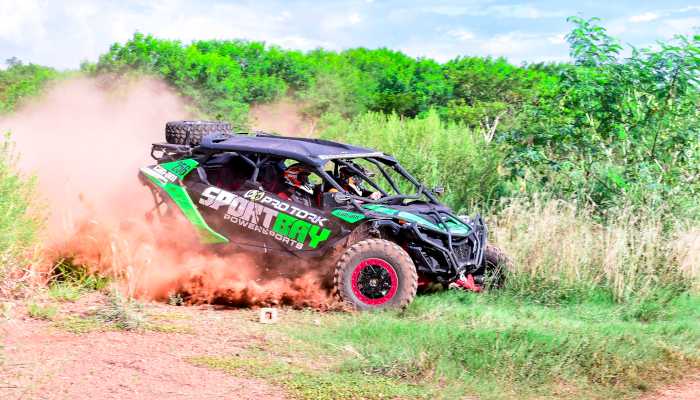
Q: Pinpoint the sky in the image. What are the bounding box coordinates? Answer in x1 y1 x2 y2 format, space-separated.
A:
1 0 699 70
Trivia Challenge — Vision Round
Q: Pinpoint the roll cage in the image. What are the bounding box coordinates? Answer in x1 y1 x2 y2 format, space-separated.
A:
152 131 446 213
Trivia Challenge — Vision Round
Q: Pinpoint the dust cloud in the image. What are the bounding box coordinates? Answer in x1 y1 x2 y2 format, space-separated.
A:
1 77 335 309
0 77 186 238
249 100 307 137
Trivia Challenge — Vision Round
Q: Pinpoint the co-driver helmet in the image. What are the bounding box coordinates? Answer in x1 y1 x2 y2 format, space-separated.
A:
284 163 315 194
338 163 376 196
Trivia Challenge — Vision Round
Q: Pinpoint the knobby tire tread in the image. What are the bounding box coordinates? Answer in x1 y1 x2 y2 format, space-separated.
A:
484 242 514 271
165 121 233 146
334 239 417 310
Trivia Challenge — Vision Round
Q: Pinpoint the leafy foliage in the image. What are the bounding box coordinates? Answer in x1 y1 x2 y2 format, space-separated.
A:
0 132 47 284
93 33 556 131
320 110 507 211
502 18 700 214
0 58 61 113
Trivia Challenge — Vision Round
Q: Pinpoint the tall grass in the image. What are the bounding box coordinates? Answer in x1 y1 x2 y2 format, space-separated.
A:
0 132 47 297
488 197 700 302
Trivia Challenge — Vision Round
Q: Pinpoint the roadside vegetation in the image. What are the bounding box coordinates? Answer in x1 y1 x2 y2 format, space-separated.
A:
1 16 699 399
0 133 47 297
0 58 63 114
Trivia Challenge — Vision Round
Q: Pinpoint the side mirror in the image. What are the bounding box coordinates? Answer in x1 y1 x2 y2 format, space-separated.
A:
433 184 445 197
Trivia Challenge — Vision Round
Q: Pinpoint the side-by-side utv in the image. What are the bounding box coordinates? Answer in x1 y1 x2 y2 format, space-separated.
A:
138 121 512 310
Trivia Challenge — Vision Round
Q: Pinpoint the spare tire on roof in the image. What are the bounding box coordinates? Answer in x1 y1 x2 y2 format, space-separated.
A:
165 121 234 146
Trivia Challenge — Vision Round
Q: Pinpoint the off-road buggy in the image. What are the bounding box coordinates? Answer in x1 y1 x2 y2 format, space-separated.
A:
139 121 512 310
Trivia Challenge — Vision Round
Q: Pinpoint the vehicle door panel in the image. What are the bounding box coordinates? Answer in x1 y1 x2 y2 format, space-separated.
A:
254 192 340 253
189 184 268 248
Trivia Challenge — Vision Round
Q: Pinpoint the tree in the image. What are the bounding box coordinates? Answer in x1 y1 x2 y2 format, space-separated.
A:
502 17 700 214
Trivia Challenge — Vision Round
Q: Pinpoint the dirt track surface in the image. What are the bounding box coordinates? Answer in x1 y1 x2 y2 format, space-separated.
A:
2 293 699 400
643 377 700 400
0 294 289 400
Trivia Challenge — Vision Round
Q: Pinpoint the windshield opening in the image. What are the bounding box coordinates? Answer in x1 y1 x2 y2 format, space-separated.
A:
328 158 437 206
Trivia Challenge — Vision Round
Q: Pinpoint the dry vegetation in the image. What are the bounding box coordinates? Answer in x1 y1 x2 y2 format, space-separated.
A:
489 197 700 300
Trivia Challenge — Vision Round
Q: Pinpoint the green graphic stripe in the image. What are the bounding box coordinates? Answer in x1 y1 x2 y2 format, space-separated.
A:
141 168 228 244
363 204 398 215
331 209 365 223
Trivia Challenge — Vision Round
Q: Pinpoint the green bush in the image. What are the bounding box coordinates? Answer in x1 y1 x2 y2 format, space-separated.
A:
0 132 47 288
502 18 700 215
0 58 62 113
94 33 557 130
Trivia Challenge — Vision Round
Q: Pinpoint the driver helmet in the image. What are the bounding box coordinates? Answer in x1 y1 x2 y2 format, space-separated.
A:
338 163 376 196
284 163 315 194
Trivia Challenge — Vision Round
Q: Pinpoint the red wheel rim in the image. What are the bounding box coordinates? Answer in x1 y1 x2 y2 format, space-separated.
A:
351 259 398 305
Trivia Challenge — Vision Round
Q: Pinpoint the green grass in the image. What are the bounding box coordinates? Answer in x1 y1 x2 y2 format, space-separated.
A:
187 355 430 400
27 302 58 320
46 282 84 301
149 324 196 334
47 316 106 333
95 289 148 331
320 110 507 210
274 290 700 400
44 299 195 334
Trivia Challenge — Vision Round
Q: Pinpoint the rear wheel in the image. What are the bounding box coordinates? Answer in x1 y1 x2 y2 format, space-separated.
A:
335 239 417 310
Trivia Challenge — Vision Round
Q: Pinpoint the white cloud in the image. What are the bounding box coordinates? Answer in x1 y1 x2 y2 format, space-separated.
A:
680 6 700 12
447 28 475 41
548 33 566 44
3 0 689 72
406 29 566 64
429 4 567 19
273 35 334 50
482 5 568 19
661 17 700 34
0 0 48 45
430 6 471 17
348 13 364 24
481 32 542 55
630 12 659 22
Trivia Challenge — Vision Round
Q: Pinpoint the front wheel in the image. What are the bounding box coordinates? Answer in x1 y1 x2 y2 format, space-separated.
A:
335 239 418 310
480 242 514 288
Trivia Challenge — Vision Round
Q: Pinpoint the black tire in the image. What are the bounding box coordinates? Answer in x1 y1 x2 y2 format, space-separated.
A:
334 239 418 310
165 120 233 146
481 242 514 288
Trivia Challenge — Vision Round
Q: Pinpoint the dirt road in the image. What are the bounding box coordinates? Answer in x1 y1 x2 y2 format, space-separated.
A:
644 378 700 400
0 294 289 399
1 293 698 400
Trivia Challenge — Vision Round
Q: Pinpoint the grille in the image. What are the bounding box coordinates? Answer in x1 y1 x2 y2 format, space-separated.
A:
453 243 472 260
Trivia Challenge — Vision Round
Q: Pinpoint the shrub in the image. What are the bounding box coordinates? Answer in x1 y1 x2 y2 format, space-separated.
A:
0 132 47 296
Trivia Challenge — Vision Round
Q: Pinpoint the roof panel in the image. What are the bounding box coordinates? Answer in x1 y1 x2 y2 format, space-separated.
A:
199 133 397 167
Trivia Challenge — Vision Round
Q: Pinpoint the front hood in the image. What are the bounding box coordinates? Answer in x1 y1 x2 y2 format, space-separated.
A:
363 204 470 235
